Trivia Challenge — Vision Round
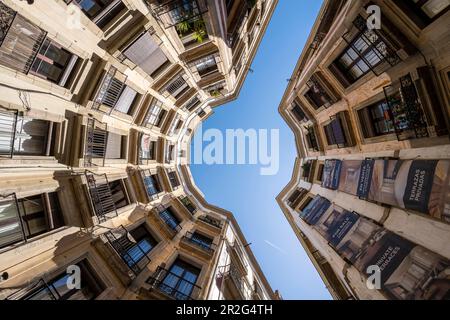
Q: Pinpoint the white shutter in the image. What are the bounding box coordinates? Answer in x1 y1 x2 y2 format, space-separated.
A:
115 86 137 114
124 32 169 77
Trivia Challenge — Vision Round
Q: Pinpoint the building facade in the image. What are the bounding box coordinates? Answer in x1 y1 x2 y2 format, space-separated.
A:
0 0 278 300
277 0 450 300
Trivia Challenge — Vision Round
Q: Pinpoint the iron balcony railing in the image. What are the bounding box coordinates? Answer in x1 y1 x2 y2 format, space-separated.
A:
84 118 108 167
342 15 402 77
179 196 197 215
383 73 429 141
305 125 320 152
182 231 216 254
85 171 118 223
157 206 182 233
184 95 201 112
5 278 58 300
93 67 126 113
146 266 201 300
218 264 251 300
146 0 208 29
104 226 151 276
198 215 223 229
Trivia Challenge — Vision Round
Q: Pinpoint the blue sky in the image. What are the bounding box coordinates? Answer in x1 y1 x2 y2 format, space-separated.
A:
190 0 331 300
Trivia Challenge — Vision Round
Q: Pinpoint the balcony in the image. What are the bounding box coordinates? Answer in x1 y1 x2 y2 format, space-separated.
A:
105 226 151 275
197 215 223 233
145 266 201 300
84 118 108 167
178 196 197 215
382 73 431 141
146 0 208 29
180 231 216 259
152 206 182 239
85 171 119 224
217 264 252 300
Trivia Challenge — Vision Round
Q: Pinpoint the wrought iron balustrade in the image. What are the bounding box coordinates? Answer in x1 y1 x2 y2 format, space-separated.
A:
198 215 223 229
182 231 216 253
146 266 201 300
85 171 118 223
104 225 151 276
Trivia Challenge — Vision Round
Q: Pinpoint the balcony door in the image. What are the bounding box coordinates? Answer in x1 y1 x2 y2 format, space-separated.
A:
161 259 200 300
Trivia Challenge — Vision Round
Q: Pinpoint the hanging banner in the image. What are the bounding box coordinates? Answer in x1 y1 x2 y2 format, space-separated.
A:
356 159 375 199
322 159 343 190
354 229 450 300
338 160 364 195
322 158 450 223
299 195 331 226
312 204 381 264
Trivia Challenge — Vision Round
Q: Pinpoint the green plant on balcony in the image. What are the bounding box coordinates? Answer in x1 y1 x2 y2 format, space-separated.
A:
192 19 207 43
210 90 221 97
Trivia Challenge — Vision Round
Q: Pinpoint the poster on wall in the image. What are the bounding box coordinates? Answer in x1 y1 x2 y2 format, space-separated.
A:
299 195 331 226
354 229 450 300
365 160 450 222
312 204 381 264
322 160 342 190
338 160 364 195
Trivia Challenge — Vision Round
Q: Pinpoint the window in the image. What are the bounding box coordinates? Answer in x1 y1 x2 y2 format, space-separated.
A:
290 102 308 123
124 225 157 265
0 115 55 157
139 134 156 161
184 96 201 112
194 55 218 77
85 173 129 221
167 114 183 136
180 196 196 214
159 208 181 231
304 73 337 109
164 75 190 99
19 260 104 300
144 99 167 128
94 68 137 114
332 32 385 84
287 189 308 210
324 115 350 147
0 193 64 249
329 14 412 88
0 4 78 86
122 31 169 78
159 259 201 300
0 5 46 74
357 100 395 139
189 232 213 250
305 125 320 151
105 132 125 159
394 0 449 28
108 180 129 209
168 170 180 189
30 39 78 87
166 144 175 163
142 171 162 198
66 0 126 29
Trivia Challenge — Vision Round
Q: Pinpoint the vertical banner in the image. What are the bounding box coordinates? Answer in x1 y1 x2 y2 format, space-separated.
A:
354 229 450 300
322 160 343 190
299 195 331 226
321 158 450 223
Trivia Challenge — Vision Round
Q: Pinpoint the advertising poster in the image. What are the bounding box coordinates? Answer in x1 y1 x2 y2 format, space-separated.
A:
321 160 342 190
299 195 331 226
313 205 381 264
338 160 364 195
366 160 450 222
354 230 450 300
